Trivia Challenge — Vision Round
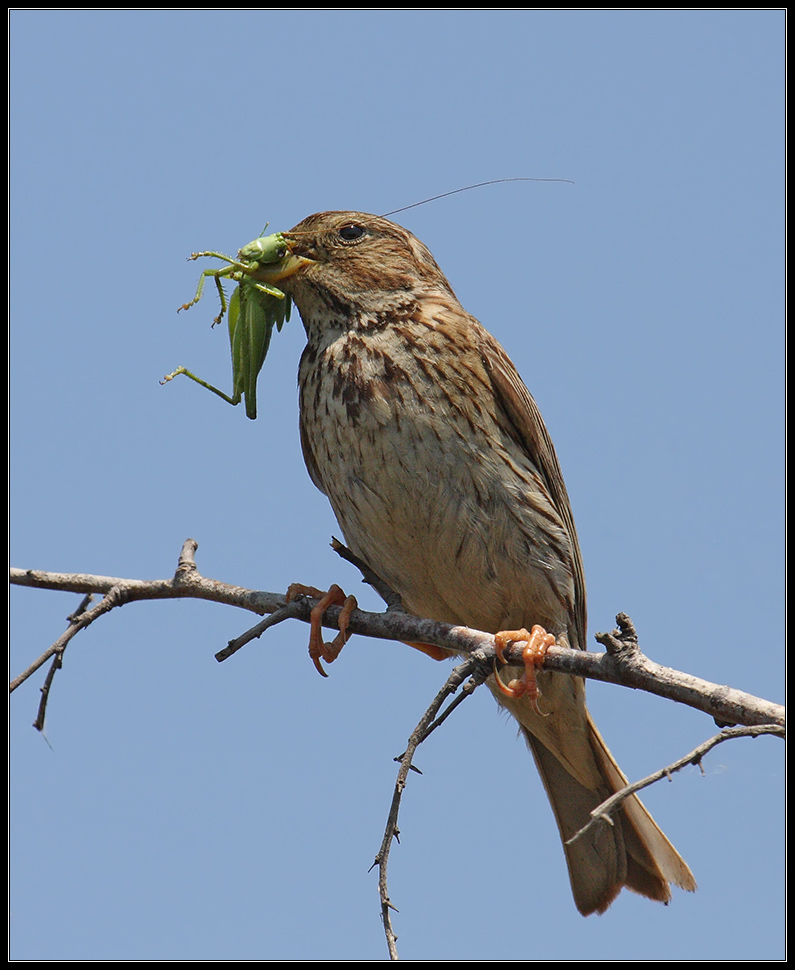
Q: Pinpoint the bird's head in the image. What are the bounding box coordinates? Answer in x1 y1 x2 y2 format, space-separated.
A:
249 211 457 320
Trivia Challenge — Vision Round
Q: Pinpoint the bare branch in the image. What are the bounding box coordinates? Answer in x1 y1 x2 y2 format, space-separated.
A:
214 601 307 662
371 651 490 959
567 723 785 848
31 593 93 731
10 545 784 730
10 539 785 962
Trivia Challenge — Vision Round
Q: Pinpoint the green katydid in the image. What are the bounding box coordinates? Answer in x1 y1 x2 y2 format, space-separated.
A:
162 226 293 420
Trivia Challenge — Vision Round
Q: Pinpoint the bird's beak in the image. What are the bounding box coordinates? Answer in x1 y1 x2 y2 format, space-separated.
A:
249 240 313 285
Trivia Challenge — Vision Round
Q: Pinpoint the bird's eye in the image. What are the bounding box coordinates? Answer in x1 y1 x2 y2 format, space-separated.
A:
338 224 365 241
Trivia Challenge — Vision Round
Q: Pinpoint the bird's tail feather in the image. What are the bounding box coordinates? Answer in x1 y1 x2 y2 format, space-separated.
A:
522 714 696 916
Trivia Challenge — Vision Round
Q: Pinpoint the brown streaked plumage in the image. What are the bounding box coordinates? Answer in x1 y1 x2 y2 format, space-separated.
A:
257 210 696 916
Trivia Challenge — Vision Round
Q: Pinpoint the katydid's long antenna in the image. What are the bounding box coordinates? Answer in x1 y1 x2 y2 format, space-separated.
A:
381 177 575 217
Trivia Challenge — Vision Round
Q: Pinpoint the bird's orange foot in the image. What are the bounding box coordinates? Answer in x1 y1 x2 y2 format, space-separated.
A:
493 625 556 714
286 583 358 677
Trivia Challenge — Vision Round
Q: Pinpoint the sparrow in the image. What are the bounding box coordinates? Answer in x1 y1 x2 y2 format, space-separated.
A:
254 210 696 915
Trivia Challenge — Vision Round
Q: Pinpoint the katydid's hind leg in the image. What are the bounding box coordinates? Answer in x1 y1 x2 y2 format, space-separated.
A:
160 366 241 408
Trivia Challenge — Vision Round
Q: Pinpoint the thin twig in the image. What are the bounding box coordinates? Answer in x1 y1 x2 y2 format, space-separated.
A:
330 536 405 612
214 601 306 661
567 724 785 847
371 653 489 960
32 593 93 731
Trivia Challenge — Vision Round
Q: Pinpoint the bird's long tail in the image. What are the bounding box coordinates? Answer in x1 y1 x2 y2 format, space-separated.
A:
523 712 697 916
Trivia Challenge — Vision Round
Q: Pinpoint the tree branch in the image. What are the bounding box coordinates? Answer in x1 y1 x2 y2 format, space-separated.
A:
566 723 785 850
10 538 785 961
10 540 783 729
369 651 491 958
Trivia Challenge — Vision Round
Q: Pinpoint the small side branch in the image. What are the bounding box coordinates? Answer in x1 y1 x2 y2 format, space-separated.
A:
31 594 93 731
371 651 491 960
567 723 785 848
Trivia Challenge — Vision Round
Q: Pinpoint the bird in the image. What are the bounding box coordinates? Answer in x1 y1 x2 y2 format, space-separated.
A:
253 209 697 916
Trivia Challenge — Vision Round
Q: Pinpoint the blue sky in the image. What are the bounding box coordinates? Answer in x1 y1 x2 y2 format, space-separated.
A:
10 10 784 961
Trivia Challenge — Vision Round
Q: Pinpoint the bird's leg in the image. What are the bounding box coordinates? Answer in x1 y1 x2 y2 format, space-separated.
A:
493 625 556 714
285 583 358 677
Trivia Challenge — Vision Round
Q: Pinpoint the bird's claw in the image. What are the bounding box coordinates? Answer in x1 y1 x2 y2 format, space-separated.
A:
286 583 358 677
493 625 556 714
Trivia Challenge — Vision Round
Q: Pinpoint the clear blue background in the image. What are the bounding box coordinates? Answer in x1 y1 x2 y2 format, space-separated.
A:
10 10 784 961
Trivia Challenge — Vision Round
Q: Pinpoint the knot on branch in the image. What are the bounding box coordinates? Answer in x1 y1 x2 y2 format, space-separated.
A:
595 612 641 663
106 584 134 608
174 539 199 582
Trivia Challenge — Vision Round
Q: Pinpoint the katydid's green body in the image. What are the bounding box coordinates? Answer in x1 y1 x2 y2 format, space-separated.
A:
163 228 292 419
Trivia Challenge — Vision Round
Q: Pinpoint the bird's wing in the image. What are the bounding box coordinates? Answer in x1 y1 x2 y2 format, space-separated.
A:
479 327 588 651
